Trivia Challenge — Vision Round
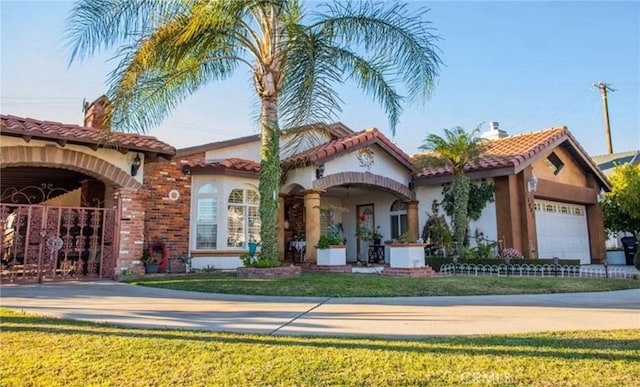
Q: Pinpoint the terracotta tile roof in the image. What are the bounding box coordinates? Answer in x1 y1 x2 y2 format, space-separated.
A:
414 127 569 178
177 122 353 157
1 114 176 157
184 158 260 175
282 127 413 170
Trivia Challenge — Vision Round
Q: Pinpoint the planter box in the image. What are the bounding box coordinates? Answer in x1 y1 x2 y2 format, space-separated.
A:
606 250 626 265
317 245 347 266
385 243 427 268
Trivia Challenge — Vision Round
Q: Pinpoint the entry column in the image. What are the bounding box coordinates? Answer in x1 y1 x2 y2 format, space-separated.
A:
303 190 323 264
407 200 419 241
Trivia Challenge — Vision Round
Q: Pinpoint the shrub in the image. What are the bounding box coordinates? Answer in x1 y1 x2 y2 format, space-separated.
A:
634 249 640 271
499 248 524 261
317 235 345 249
241 254 280 268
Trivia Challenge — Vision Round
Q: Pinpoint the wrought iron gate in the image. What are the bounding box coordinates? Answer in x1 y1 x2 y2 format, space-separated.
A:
1 204 117 282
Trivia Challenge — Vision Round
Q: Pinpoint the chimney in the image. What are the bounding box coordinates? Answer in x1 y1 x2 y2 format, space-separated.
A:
83 95 111 130
481 121 508 140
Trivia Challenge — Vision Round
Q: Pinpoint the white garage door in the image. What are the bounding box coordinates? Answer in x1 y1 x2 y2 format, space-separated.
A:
535 200 591 264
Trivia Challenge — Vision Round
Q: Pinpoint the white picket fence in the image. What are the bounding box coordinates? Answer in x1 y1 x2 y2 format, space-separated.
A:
439 263 639 279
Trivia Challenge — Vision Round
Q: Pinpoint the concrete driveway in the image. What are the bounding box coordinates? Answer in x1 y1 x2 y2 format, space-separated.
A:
1 281 639 338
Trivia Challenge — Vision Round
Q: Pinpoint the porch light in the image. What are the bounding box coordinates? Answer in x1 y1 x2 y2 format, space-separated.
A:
597 188 606 203
131 153 142 176
315 164 325 179
527 174 538 193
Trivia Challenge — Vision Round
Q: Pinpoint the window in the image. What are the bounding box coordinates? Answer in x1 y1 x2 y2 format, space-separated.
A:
227 186 260 248
390 200 408 239
544 152 565 175
195 183 217 249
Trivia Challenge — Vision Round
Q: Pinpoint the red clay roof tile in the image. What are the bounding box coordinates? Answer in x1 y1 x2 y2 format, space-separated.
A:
185 158 260 173
1 114 175 157
282 127 413 170
414 127 569 178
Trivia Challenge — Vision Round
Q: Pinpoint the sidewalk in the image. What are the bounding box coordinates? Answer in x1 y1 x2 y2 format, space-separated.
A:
1 281 638 338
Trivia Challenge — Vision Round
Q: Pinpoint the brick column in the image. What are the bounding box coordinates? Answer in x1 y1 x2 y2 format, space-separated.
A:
304 190 323 263
406 200 419 240
115 187 146 276
277 195 286 260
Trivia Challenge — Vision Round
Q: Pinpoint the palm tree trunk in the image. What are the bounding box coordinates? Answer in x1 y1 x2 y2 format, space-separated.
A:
452 175 470 256
259 95 280 259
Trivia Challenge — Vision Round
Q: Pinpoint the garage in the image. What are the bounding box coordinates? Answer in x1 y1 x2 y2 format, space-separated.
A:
535 199 591 264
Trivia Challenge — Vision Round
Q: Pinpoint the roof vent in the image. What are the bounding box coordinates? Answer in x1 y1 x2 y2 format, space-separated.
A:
482 121 508 140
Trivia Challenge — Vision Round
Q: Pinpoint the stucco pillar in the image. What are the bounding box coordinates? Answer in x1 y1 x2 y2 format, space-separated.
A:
406 200 419 241
519 167 538 259
586 173 606 263
277 195 286 261
303 190 323 263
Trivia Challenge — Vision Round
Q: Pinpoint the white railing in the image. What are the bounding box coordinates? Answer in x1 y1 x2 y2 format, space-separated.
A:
438 263 639 279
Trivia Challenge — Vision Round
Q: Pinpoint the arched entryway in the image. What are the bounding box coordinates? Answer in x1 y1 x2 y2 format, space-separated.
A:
1 146 141 282
291 172 418 263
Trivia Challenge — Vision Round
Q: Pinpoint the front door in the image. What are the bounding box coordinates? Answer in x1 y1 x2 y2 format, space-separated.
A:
356 204 374 261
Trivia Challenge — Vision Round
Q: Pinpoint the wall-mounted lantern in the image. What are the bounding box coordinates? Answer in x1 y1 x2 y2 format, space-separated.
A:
131 153 142 177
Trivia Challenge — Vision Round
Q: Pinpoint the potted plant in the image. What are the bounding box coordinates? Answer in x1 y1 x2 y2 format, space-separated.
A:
371 226 383 245
385 232 426 268
141 249 159 274
317 234 347 266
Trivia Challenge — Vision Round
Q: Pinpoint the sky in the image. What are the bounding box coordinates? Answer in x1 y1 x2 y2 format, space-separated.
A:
1 0 639 157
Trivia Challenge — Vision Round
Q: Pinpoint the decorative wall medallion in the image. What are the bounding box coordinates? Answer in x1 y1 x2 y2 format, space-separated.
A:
356 147 375 172
168 190 180 201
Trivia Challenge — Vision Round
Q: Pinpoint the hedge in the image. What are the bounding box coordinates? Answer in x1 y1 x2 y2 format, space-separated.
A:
425 257 582 272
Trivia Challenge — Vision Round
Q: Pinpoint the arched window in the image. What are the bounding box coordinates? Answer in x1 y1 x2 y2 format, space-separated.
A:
227 186 260 248
389 200 408 239
196 183 217 249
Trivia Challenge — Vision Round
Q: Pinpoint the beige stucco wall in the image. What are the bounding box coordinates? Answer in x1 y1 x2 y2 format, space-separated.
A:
1 136 145 185
531 146 587 187
324 144 410 185
415 178 498 249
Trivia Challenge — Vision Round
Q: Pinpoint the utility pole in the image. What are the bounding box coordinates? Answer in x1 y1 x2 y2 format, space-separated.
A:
593 81 615 154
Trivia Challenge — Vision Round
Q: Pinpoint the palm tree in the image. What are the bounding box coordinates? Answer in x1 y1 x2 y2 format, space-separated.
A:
66 0 442 260
417 126 486 256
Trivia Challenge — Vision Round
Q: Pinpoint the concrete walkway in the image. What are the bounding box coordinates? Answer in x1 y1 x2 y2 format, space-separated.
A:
1 281 639 338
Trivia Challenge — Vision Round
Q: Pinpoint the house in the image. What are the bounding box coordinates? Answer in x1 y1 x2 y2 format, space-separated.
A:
592 150 640 178
0 99 612 281
143 117 610 270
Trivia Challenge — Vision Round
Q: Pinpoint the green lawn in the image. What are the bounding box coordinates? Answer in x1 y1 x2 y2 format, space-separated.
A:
128 272 640 297
1 309 638 386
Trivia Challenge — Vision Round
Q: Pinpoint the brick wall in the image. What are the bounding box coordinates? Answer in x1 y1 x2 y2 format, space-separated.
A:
116 187 146 275
142 152 203 263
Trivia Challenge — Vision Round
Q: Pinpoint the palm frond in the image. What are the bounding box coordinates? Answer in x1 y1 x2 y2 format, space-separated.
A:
65 0 186 64
311 0 442 133
419 126 487 175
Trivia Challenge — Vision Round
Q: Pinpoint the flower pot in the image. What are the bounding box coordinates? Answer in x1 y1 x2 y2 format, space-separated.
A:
317 245 347 266
605 250 625 265
145 262 159 274
385 243 426 268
